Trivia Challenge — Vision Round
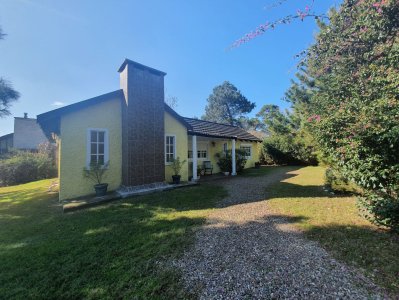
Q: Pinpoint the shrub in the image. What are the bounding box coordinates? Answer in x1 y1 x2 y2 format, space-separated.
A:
358 193 399 233
263 134 317 166
216 149 247 173
302 0 399 231
0 150 57 186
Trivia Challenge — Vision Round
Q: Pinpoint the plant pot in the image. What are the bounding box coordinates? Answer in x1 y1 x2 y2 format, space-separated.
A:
94 183 108 197
172 175 181 184
223 172 230 176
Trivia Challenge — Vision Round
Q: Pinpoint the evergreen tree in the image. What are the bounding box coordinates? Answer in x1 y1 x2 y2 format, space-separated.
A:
202 81 255 126
0 26 19 118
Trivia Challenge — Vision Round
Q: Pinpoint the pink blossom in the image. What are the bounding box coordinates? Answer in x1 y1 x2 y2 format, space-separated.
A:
307 114 321 122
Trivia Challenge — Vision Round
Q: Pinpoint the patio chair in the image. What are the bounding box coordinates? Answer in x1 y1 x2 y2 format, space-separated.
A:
203 161 213 175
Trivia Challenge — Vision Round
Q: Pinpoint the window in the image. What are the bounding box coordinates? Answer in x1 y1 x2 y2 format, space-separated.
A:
223 142 228 155
198 150 207 158
188 142 208 160
240 144 252 159
165 135 176 164
87 129 109 167
188 150 207 159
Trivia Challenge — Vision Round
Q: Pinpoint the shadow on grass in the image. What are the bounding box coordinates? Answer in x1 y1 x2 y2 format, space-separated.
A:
0 183 226 299
268 182 329 198
241 165 300 177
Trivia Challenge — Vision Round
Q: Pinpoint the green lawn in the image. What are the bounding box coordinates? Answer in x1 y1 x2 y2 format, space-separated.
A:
0 179 226 299
267 166 399 294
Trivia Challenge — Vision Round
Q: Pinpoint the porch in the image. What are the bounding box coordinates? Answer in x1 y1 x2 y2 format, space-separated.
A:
187 135 238 181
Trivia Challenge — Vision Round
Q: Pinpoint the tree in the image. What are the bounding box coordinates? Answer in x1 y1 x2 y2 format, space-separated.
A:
165 90 178 109
257 104 294 135
232 0 399 231
257 104 318 165
202 81 255 126
0 26 19 117
236 116 266 131
302 0 399 231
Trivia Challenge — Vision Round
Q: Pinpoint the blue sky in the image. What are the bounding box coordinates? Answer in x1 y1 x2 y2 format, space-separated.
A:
0 0 340 136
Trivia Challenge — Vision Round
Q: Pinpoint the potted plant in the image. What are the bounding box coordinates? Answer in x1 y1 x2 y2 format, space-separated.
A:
197 164 204 178
171 157 186 184
216 149 248 175
83 161 109 197
216 152 231 175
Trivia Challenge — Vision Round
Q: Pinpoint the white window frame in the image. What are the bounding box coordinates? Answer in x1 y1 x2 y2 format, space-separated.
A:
86 128 109 168
188 141 209 161
165 134 176 165
240 143 252 159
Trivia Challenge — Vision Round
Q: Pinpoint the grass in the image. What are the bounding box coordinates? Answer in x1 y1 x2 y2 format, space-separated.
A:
241 165 277 177
267 166 399 294
0 179 227 299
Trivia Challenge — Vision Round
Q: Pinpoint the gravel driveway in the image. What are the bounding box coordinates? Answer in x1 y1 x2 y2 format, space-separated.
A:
175 167 384 299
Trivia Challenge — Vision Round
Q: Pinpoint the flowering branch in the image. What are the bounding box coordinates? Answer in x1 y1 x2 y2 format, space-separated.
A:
230 1 328 49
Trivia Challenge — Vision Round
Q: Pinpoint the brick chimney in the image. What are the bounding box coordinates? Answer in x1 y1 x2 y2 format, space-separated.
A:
118 59 166 186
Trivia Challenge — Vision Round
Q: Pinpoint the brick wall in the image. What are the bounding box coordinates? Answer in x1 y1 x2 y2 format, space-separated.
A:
120 61 166 186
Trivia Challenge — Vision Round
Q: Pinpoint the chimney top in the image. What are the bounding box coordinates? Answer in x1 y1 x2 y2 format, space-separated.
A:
24 113 28 118
117 58 166 76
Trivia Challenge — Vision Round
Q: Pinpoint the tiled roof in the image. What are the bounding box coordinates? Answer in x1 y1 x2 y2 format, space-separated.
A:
182 117 262 142
37 95 261 143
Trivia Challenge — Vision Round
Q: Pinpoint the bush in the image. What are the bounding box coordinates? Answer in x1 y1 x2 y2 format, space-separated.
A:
263 134 317 166
0 150 57 186
216 149 247 173
325 167 361 194
358 193 399 233
302 0 399 231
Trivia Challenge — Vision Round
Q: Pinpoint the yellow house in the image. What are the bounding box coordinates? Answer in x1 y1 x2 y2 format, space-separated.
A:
37 59 262 201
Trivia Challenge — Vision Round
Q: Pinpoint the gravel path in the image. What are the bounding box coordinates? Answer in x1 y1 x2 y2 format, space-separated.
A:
175 167 384 299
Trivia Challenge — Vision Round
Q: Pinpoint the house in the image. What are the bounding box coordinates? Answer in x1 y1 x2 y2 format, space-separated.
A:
0 133 13 154
0 113 48 154
37 59 262 201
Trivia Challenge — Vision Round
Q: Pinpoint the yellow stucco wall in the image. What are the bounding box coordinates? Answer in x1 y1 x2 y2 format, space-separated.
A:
164 111 189 182
59 98 122 200
188 138 261 176
238 140 261 168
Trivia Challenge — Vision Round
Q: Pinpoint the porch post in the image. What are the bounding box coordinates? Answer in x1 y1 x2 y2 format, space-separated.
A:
192 135 198 181
231 138 237 176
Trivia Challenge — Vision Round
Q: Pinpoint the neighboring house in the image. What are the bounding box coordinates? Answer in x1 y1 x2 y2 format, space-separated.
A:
0 133 13 154
37 59 262 201
0 113 48 154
